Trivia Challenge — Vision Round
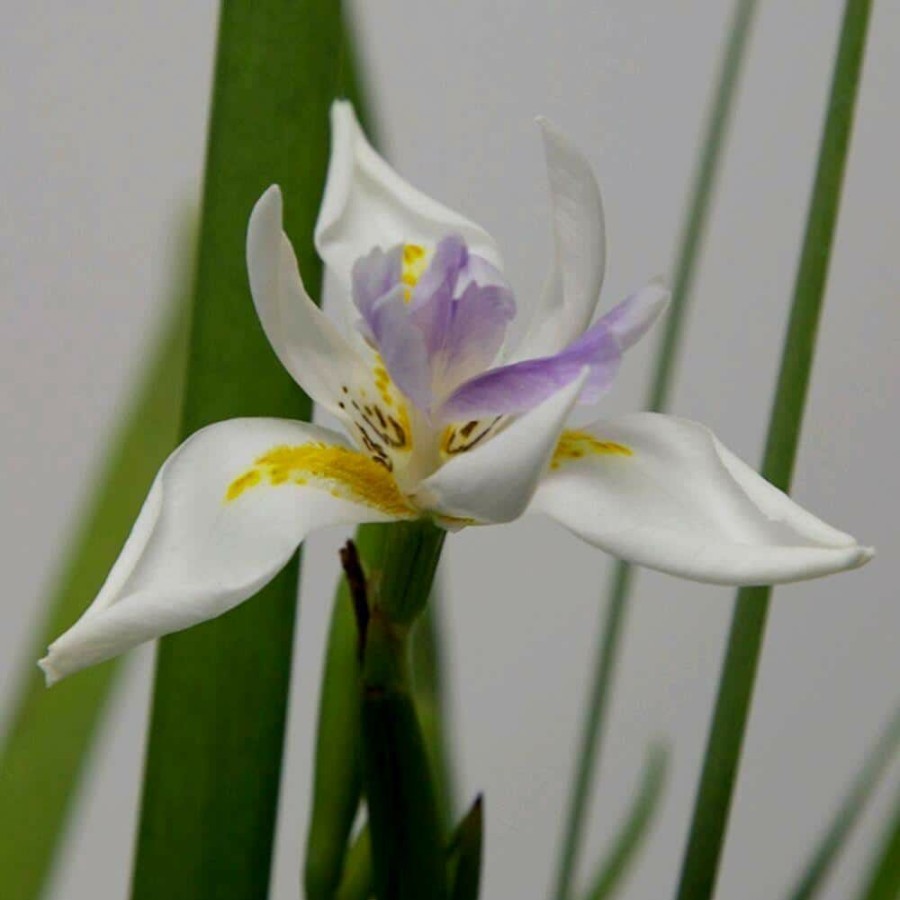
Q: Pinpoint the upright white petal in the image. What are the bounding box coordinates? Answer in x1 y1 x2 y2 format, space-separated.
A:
314 101 502 292
529 413 873 585
39 418 413 684
513 118 606 361
416 370 589 524
248 186 374 418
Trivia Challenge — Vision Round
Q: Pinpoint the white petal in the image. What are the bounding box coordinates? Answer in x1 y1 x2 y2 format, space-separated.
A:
415 369 589 524
513 118 606 361
314 101 502 292
529 413 873 585
39 418 412 684
248 186 374 417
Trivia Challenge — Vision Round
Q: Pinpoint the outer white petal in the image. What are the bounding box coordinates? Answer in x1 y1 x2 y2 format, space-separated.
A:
248 186 374 417
314 100 502 292
39 418 409 684
513 118 606 361
415 369 589 524
529 413 873 585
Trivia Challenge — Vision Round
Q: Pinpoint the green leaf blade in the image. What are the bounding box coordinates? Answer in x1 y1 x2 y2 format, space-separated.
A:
786 706 900 900
130 4 352 899
674 2 874 898
0 298 189 900
583 744 669 900
552 2 760 896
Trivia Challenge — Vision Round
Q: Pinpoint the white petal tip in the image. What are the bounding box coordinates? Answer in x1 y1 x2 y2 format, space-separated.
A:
252 184 283 218
856 546 876 567
37 655 62 688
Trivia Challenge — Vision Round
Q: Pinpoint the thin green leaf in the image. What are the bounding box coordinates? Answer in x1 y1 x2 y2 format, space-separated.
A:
552 2 760 896
675 3 874 898
335 826 374 900
130 4 351 899
0 290 189 900
786 706 900 900
448 796 484 900
857 780 900 900
583 744 669 900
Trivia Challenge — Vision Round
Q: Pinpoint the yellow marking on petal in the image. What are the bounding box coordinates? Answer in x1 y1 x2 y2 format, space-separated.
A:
550 429 632 470
401 243 428 302
225 469 261 501
225 443 416 518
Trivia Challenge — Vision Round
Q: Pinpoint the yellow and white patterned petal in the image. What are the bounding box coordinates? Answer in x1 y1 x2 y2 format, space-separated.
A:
414 370 589 525
528 413 873 585
314 101 503 295
39 418 415 684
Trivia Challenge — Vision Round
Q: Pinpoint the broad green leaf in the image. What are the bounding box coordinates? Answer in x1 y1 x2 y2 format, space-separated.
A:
582 745 669 900
675 2 874 898
786 706 900 900
552 2 760 896
0 291 189 900
130 4 353 899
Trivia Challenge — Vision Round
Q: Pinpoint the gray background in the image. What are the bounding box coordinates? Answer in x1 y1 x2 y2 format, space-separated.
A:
2 2 898 898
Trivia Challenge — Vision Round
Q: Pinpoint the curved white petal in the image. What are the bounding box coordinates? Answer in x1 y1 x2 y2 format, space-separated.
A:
415 369 589 524
39 418 412 684
513 118 606 361
529 413 873 585
314 101 502 293
248 185 375 418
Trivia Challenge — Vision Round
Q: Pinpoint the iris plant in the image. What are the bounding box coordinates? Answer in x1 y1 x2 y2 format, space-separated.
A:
40 102 871 684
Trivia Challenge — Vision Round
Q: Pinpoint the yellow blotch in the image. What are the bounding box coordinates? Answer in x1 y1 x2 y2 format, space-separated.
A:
225 443 416 518
550 430 632 471
225 469 261 501
401 243 428 302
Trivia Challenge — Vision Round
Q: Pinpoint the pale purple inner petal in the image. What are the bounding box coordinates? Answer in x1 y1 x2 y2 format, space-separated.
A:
596 281 669 350
438 319 622 421
352 246 403 341
349 235 516 413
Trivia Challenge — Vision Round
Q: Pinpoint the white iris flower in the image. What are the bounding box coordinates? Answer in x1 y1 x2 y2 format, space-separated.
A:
39 102 872 684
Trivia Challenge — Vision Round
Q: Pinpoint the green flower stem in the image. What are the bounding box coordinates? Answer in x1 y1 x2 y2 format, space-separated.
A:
305 526 387 900
130 3 350 899
674 2 873 898
412 590 457 829
356 523 448 900
0 295 190 900
376 520 447 625
553 3 760 896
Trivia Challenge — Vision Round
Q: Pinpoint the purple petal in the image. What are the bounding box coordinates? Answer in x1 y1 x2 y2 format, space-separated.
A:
365 286 433 410
431 281 516 391
408 235 469 353
598 281 669 350
438 319 621 421
352 246 404 339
